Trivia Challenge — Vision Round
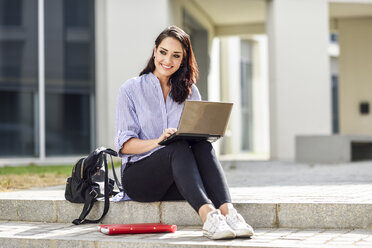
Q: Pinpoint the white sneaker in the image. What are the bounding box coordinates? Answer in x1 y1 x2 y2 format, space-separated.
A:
225 208 254 237
202 210 236 240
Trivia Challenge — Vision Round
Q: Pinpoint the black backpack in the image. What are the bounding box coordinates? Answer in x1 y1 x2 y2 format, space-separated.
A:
65 147 122 225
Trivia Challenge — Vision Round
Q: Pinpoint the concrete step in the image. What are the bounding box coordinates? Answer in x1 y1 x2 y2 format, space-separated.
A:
1 221 372 248
1 187 372 229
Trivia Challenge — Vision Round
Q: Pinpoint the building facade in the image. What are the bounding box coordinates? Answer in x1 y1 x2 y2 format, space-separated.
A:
1 0 372 164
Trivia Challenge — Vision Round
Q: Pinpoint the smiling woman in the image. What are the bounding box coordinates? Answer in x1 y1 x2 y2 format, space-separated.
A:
152 38 184 102
115 26 254 240
154 38 183 77
139 26 198 104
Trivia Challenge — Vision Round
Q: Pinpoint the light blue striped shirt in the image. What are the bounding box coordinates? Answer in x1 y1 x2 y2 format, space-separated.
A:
115 72 201 168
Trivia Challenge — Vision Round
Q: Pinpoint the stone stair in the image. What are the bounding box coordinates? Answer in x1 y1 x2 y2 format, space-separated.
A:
1 187 372 229
1 160 372 247
1 187 372 247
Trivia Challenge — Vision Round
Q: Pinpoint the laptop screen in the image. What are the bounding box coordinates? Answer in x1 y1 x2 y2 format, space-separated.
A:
177 101 233 136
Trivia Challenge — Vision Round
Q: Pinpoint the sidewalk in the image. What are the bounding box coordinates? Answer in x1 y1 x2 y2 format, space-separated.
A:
1 221 372 247
1 160 372 247
222 160 372 204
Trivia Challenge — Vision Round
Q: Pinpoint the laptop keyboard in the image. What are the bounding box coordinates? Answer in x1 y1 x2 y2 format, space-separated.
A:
161 132 176 143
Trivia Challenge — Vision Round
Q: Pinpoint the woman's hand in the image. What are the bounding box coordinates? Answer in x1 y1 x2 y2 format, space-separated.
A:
157 128 177 144
121 128 178 155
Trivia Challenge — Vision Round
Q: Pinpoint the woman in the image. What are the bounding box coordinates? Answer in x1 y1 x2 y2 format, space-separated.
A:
115 26 254 240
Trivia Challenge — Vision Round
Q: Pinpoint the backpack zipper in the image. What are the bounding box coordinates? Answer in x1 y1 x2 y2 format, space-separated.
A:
72 158 82 174
81 159 85 179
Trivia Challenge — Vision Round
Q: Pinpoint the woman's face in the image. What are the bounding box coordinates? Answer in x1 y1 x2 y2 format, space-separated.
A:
153 37 184 80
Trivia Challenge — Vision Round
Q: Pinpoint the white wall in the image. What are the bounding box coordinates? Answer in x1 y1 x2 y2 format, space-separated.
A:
95 0 171 148
338 17 372 134
267 0 332 160
170 0 215 47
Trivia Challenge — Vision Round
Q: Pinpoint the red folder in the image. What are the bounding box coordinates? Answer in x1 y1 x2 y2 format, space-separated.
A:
98 223 177 235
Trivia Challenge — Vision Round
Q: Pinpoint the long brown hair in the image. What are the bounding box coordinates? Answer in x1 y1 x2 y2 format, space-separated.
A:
140 26 199 103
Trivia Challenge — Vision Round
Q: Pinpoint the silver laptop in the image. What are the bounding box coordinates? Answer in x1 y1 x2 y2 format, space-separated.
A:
158 101 233 145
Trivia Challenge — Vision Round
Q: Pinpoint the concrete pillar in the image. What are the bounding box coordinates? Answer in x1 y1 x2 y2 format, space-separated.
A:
220 37 242 154
267 0 331 160
95 0 171 148
209 38 221 155
252 35 270 157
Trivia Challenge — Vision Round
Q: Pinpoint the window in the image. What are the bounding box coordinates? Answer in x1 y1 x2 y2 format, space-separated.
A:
45 0 95 156
0 0 95 158
0 0 38 157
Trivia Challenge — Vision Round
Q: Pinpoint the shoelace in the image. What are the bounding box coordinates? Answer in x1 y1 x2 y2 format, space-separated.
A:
228 211 247 228
210 214 230 231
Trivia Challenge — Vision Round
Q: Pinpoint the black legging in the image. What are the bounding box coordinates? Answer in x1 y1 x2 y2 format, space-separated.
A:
122 140 231 212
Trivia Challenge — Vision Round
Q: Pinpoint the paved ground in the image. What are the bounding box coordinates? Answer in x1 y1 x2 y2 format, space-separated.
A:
1 221 372 247
222 160 372 203
221 160 372 186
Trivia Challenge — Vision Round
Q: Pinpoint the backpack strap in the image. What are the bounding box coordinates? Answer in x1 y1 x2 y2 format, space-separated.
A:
101 148 122 192
109 153 123 192
72 187 99 224
73 152 111 225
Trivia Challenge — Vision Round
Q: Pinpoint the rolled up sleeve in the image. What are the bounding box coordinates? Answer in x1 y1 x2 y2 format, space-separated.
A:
115 86 140 157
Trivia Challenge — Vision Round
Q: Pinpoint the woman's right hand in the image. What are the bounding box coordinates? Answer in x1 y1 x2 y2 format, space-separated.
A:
157 128 177 144
123 128 178 154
